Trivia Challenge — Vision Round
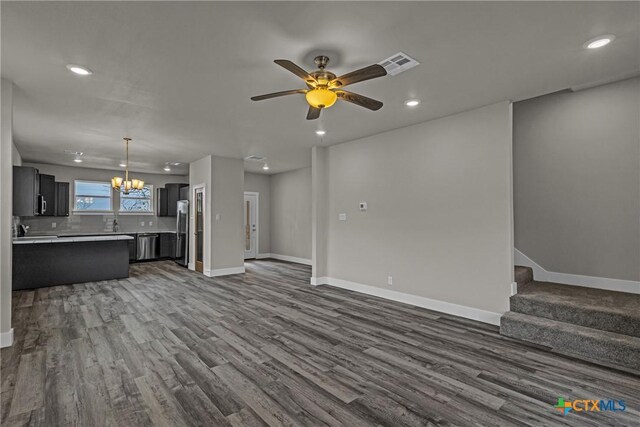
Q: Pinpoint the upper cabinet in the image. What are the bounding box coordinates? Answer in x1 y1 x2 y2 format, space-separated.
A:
157 183 188 217
39 174 56 216
13 166 41 216
13 166 70 217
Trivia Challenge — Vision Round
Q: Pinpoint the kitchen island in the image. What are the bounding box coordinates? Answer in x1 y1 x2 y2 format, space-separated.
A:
12 235 134 290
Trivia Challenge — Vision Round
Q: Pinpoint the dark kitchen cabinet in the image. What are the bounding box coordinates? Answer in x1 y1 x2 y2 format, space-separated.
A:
156 188 168 216
55 182 70 216
13 166 41 216
157 183 188 217
179 185 189 201
39 174 56 216
127 234 137 262
159 233 176 258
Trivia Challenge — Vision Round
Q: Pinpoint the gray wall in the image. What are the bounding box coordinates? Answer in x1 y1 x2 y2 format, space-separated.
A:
210 156 244 270
514 77 640 281
244 172 270 255
20 162 188 234
1 79 14 338
270 167 312 260
320 102 514 314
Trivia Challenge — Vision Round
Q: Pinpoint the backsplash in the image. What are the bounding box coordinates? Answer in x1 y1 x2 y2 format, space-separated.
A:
18 214 177 235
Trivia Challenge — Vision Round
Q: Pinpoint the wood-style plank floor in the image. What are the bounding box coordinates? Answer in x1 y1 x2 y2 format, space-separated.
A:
2 260 639 426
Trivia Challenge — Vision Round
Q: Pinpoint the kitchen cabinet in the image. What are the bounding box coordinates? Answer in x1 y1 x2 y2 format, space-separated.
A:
159 233 176 258
13 166 41 216
39 174 56 216
156 188 168 217
55 182 70 216
126 234 137 261
157 183 188 217
179 185 189 201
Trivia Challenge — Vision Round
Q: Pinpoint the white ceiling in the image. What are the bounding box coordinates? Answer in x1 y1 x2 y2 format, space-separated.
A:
2 2 639 175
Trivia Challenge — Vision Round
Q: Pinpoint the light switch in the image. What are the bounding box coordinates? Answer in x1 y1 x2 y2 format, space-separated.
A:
216 214 221 221
339 213 347 221
140 221 145 227
148 221 153 226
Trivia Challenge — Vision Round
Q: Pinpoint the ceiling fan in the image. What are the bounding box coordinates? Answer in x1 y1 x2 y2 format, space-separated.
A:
251 56 387 120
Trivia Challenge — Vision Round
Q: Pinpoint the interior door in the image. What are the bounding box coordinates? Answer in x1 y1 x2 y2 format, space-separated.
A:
244 193 258 259
194 188 204 273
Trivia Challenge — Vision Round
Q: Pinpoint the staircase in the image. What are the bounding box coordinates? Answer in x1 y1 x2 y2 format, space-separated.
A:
500 266 640 374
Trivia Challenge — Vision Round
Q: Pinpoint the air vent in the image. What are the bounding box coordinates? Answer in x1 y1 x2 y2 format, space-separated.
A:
378 52 420 76
244 155 266 162
165 162 181 166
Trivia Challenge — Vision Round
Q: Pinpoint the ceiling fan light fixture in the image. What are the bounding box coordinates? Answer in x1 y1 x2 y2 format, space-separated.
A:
305 88 337 109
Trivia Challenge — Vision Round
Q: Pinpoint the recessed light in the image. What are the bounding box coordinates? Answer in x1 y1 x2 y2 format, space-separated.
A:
584 35 615 49
315 130 326 136
73 158 83 163
163 166 171 172
66 64 93 75
263 164 270 171
404 99 420 107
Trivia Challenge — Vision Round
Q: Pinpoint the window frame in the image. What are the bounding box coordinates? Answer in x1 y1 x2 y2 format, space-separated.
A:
118 184 155 215
73 180 113 214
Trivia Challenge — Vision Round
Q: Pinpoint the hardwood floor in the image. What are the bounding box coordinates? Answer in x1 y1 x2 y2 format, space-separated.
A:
2 260 638 426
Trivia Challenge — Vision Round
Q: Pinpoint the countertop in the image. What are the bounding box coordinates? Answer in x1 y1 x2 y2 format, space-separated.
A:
13 235 135 245
17 230 177 237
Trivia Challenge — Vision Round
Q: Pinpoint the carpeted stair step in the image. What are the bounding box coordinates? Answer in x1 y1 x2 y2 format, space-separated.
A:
511 281 640 337
514 265 533 290
500 312 640 373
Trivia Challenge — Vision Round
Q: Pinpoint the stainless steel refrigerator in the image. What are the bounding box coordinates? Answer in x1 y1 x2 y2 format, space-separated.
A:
175 200 189 266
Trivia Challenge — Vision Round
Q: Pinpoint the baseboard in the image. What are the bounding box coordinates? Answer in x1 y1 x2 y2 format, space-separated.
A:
265 253 312 266
0 328 14 348
514 249 640 294
256 253 271 259
312 277 501 326
188 262 195 271
204 266 246 277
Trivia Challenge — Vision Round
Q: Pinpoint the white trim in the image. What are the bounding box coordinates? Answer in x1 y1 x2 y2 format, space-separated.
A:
188 262 195 271
312 277 501 325
268 253 312 265
514 248 640 294
510 282 518 296
204 266 246 277
310 276 319 286
0 328 14 348
256 253 271 259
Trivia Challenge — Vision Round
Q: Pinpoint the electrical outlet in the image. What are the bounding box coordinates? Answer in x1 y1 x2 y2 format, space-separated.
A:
359 202 367 211
51 222 56 228
338 213 347 221
140 221 145 227
387 275 393 286
148 221 153 226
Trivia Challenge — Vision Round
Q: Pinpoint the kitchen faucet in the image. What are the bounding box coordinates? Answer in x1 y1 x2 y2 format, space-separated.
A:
112 217 119 233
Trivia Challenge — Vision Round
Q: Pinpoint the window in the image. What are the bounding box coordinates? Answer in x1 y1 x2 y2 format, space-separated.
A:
74 181 112 212
120 185 154 213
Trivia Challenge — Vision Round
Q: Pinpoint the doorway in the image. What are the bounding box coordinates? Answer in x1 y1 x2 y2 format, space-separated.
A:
194 187 204 273
244 192 259 259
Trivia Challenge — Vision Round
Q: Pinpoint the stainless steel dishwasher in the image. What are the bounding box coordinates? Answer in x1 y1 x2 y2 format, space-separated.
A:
137 233 159 261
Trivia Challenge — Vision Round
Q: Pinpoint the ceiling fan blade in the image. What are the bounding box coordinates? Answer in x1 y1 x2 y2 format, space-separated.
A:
251 89 307 101
274 60 316 84
335 90 383 111
306 106 321 120
331 64 387 88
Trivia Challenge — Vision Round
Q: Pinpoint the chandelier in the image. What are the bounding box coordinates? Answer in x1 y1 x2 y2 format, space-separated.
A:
112 137 144 194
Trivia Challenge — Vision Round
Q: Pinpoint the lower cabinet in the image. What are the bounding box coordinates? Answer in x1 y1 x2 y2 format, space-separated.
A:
127 234 137 262
160 233 176 259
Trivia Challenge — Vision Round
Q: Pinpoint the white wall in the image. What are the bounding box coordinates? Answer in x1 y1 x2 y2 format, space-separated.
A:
270 167 312 261
12 142 22 166
315 102 514 319
1 79 14 343
514 77 640 282
244 172 270 255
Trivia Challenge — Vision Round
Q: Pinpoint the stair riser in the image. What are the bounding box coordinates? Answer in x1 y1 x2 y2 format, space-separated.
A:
510 298 640 338
514 266 533 288
500 317 640 373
